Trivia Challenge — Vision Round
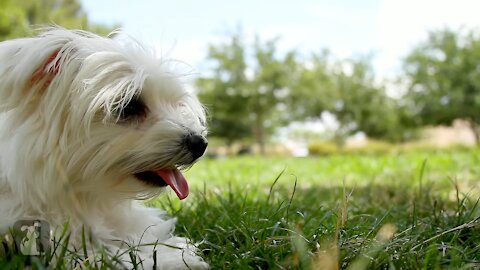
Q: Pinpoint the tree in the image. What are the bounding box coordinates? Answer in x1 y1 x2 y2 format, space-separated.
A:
198 32 413 151
332 57 411 142
0 0 116 41
293 52 411 144
196 33 252 147
197 32 298 153
404 28 480 144
249 38 298 153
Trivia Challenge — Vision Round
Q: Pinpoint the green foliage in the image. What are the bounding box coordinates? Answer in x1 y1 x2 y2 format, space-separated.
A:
197 31 298 152
173 150 479 269
1 150 479 268
197 33 252 146
185 148 479 189
308 140 476 157
0 0 117 41
198 31 415 148
342 140 394 156
294 53 413 143
331 59 408 142
404 28 480 143
307 140 339 156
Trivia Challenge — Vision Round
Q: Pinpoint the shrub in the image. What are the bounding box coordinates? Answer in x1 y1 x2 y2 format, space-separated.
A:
343 140 393 155
308 141 339 156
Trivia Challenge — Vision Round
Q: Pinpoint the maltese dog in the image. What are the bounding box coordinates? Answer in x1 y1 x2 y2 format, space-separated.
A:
0 28 209 269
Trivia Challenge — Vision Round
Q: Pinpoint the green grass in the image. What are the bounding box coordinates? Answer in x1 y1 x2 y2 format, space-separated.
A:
2 148 480 269
159 148 480 269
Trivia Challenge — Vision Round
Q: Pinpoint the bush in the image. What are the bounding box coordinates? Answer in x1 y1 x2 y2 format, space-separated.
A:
308 141 339 156
343 140 393 155
308 140 395 156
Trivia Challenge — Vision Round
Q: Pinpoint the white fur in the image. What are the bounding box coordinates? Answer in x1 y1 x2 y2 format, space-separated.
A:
0 28 209 269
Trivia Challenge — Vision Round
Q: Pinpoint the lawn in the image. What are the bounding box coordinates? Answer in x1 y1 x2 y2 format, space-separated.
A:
155 148 480 269
2 148 479 269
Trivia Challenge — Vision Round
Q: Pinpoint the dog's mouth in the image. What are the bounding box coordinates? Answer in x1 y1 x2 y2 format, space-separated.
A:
134 169 189 200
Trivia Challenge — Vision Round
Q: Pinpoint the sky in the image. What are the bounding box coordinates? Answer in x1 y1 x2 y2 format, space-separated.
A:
81 0 480 80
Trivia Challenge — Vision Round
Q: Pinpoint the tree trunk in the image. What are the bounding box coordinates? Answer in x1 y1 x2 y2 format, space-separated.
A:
258 125 266 155
253 116 266 155
473 125 480 146
467 119 480 145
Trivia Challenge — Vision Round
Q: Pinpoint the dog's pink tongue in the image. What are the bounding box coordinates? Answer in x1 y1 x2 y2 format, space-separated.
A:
157 169 189 200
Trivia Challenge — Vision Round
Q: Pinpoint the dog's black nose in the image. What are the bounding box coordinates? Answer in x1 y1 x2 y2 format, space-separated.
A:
184 134 208 161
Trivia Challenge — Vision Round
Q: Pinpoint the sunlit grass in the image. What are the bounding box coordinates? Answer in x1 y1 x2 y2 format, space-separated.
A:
185 148 479 193
2 148 479 269
162 148 480 269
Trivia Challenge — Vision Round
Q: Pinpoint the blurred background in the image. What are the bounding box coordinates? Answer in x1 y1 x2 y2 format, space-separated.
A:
2 0 480 157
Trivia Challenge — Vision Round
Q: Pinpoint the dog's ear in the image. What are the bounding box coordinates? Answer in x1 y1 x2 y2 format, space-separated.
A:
0 35 72 111
29 50 62 93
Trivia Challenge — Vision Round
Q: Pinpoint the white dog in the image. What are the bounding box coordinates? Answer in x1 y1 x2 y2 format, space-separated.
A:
0 28 209 269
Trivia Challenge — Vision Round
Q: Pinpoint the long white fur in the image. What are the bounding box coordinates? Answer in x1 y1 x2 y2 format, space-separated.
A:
0 28 209 269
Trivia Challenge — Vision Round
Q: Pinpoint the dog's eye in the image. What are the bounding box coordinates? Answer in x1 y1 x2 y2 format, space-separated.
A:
119 98 147 122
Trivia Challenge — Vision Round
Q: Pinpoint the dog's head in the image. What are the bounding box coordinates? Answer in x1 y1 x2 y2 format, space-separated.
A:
0 28 207 200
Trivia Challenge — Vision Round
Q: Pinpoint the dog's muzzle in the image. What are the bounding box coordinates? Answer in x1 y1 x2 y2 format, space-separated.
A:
183 134 208 161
